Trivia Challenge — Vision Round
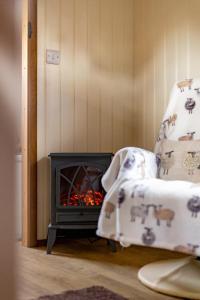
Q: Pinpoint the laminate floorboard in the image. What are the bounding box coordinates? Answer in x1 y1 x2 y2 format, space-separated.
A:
17 239 185 300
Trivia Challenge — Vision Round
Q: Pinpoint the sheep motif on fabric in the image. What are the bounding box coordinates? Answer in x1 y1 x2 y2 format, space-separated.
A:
185 98 196 114
152 204 175 227
178 132 196 141
163 114 177 128
155 154 161 168
157 124 167 141
187 196 200 217
194 87 200 94
157 114 178 142
118 188 126 208
183 151 200 175
130 204 149 224
123 156 135 169
167 114 177 126
160 151 175 175
174 244 199 255
142 228 156 246
104 201 115 219
131 184 148 199
177 79 193 92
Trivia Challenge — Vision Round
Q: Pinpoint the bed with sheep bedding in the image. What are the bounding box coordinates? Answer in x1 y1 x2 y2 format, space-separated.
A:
97 79 200 256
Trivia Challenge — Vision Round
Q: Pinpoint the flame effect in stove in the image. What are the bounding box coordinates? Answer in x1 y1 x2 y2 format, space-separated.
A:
61 190 104 207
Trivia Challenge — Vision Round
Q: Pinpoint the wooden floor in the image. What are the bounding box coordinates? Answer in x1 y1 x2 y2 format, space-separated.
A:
17 239 185 300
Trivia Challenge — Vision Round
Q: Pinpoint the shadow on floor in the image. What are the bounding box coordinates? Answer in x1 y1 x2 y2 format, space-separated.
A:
36 238 186 269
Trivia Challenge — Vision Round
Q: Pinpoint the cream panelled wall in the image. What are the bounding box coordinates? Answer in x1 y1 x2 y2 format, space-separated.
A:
37 0 200 239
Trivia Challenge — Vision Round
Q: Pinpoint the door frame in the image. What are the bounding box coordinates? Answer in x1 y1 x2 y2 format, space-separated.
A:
22 0 37 247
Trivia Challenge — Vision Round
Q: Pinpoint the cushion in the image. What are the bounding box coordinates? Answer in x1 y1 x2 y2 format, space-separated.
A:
157 140 200 182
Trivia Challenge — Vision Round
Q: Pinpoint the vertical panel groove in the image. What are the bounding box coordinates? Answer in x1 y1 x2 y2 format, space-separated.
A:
73 0 76 151
111 0 114 152
86 0 89 152
59 0 62 151
98 0 101 152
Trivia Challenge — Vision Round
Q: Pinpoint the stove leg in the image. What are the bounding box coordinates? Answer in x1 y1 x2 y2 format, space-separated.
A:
47 227 57 254
107 239 117 252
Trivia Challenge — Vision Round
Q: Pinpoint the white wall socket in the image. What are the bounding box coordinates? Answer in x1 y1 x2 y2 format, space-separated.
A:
46 49 60 65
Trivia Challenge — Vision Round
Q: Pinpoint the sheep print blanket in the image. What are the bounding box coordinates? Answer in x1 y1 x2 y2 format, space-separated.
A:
96 147 200 256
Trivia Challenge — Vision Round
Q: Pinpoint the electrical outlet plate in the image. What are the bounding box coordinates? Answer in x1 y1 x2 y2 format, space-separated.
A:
46 49 60 65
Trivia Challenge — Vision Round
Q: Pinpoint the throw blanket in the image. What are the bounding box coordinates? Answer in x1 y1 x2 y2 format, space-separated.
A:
97 147 200 256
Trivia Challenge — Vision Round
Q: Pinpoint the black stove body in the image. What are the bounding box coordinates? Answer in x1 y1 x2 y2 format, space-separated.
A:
47 153 113 254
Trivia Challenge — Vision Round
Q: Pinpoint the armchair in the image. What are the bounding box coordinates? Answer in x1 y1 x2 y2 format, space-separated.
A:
97 79 200 299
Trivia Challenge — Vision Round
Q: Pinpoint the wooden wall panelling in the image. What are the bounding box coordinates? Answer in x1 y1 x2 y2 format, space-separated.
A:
140 0 147 149
133 0 145 148
190 0 200 78
112 0 125 152
60 0 75 152
164 0 176 110
37 0 200 239
154 0 166 141
87 0 101 152
99 0 113 152
176 0 188 80
123 0 134 147
132 0 137 146
44 0 61 238
74 0 88 152
46 0 61 153
143 0 155 150
22 0 37 246
37 0 48 240
28 0 38 246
